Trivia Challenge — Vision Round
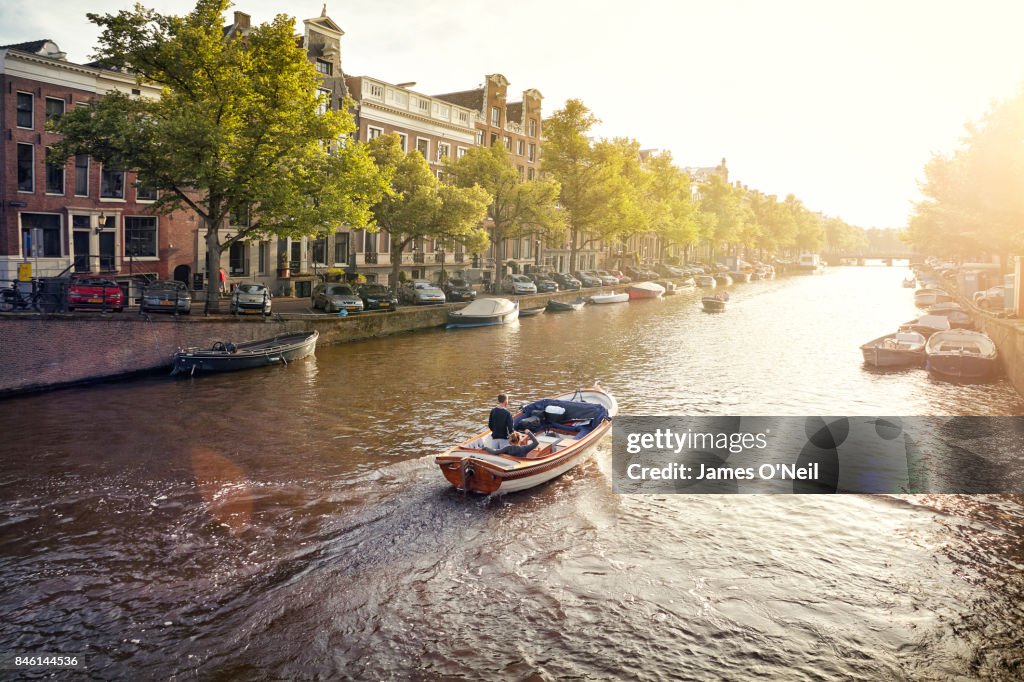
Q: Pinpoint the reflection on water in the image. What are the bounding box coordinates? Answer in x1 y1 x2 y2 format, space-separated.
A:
0 267 1022 678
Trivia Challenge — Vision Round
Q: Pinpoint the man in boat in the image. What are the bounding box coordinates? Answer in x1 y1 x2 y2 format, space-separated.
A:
488 393 515 448
484 431 540 458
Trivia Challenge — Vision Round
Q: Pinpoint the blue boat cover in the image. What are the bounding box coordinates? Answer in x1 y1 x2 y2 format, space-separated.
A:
514 398 609 437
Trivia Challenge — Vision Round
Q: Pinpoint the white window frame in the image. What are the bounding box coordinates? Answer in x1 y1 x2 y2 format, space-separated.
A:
367 125 384 140
476 131 483 145
457 146 467 159
317 88 331 115
490 106 500 126
529 119 537 137
396 132 408 151
437 142 450 162
517 139 525 156
528 143 536 163
416 137 430 160
135 182 158 203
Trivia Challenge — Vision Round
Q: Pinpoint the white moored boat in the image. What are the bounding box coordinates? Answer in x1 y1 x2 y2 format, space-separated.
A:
435 386 618 494
925 330 998 382
589 292 629 304
446 298 519 328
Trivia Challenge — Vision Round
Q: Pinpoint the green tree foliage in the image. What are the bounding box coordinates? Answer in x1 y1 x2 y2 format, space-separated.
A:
367 135 490 286
642 151 704 258
52 0 390 312
908 86 1024 264
697 175 750 258
446 144 564 264
542 100 644 271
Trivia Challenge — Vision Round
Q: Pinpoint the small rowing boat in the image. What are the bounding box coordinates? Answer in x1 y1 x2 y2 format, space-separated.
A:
171 330 318 376
435 386 617 494
589 292 629 304
628 281 666 299
860 331 926 368
546 297 585 312
702 296 727 313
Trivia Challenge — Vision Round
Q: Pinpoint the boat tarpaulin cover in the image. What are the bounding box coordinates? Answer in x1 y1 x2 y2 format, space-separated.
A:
515 399 609 436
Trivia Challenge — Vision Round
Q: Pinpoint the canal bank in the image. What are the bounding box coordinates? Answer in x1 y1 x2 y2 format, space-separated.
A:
0 288 617 397
951 292 1024 396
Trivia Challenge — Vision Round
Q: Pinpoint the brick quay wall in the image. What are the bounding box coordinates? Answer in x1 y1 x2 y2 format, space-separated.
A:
0 289 612 397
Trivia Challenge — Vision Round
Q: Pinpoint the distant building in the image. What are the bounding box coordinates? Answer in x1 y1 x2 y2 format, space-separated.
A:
0 40 194 288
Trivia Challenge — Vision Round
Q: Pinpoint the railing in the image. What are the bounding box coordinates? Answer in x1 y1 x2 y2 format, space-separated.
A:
455 252 465 263
413 252 425 264
434 252 445 263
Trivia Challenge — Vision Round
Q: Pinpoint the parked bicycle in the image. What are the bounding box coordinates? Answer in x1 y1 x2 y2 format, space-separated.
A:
0 280 60 313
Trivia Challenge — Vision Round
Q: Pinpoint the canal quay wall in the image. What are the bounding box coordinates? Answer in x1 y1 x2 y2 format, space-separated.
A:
0 289 612 397
950 290 1024 396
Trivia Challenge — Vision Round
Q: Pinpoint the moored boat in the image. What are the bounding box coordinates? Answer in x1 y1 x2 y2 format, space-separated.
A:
628 281 666 299
925 329 998 382
446 298 519 328
860 331 926 368
171 330 318 376
701 295 727 313
589 292 630 304
729 271 752 283
546 297 585 312
914 288 952 308
926 302 973 329
518 306 546 317
713 273 733 286
435 386 618 494
900 314 951 339
695 275 717 288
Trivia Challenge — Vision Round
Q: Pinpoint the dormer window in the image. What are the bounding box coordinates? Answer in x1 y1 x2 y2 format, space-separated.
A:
315 58 332 76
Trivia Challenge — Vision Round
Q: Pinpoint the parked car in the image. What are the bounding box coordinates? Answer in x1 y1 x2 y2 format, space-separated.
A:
973 286 1005 310
574 271 603 288
357 283 399 311
592 270 620 286
624 266 655 281
400 279 446 305
313 283 364 314
607 270 632 284
502 274 538 295
140 280 191 314
528 273 559 293
655 264 685 278
230 283 272 316
552 272 582 290
67 276 124 312
443 278 477 302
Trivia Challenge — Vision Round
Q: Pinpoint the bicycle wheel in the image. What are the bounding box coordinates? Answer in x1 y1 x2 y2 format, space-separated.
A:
0 291 15 312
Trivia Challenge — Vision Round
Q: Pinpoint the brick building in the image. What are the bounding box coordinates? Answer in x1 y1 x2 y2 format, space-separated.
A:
0 40 194 290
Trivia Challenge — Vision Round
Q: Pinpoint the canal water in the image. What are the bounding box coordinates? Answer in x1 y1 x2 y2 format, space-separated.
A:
2 267 1023 679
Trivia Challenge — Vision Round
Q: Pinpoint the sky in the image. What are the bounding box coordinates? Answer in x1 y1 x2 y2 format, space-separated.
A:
3 0 1024 229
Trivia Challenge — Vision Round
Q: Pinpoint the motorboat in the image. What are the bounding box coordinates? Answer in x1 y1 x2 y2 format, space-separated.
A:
653 280 678 296
695 275 717 288
926 302 973 329
925 329 999 382
446 298 519 328
546 297 585 312
729 271 752 283
900 314 951 339
434 385 618 494
914 288 953 308
860 331 926 368
589 292 630 304
171 330 318 376
677 277 696 288
795 253 825 274
628 281 666 299
701 295 727 313
518 306 546 317
713 273 733 286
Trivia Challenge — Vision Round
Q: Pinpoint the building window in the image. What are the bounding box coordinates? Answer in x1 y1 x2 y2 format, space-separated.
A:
518 165 525 180
315 58 332 75
230 204 250 227
504 136 512 151
45 148 64 194
125 216 158 258
367 126 384 140
136 182 157 201
392 90 408 107
517 139 525 156
101 167 125 199
528 167 535 180
476 131 483 145
418 98 430 114
334 232 349 264
229 241 248 276
368 83 384 99
437 142 450 161
45 97 65 123
528 143 536 162
17 144 34 192
396 132 408 151
16 92 33 128
490 133 498 147
416 138 429 159
74 155 89 196
317 88 331 115
528 119 537 137
434 102 450 119
490 106 500 126
457 110 469 124
457 147 467 159
21 213 62 257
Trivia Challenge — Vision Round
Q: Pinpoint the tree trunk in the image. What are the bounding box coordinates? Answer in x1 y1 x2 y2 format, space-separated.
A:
569 228 579 273
390 238 404 289
205 220 223 314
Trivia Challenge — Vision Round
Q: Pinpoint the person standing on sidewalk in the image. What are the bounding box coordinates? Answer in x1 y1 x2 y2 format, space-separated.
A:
219 268 227 296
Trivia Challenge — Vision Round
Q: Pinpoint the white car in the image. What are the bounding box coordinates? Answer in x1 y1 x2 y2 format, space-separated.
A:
502 274 537 295
230 283 272 315
973 286 1004 310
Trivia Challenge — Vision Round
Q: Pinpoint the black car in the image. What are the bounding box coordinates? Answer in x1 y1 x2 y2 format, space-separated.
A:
357 283 399 311
574 271 602 288
552 272 582 290
655 263 685 278
528 273 559 293
442 278 477 302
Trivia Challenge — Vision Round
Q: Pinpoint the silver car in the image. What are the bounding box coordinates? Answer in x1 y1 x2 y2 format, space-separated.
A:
400 279 446 305
141 280 191 314
502 274 537 295
313 283 364 314
230 283 272 315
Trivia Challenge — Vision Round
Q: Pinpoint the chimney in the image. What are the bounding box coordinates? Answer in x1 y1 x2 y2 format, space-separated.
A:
234 11 251 31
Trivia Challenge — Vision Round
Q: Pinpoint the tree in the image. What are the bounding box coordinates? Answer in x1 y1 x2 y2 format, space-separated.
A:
367 135 490 287
698 175 748 259
642 151 703 260
52 0 389 312
542 100 642 272
447 144 563 272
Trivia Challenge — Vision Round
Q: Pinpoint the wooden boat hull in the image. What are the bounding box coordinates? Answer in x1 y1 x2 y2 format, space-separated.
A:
435 387 617 494
171 330 318 375
925 330 998 382
861 346 924 368
926 355 998 381
546 298 585 312
518 307 546 317
702 297 726 313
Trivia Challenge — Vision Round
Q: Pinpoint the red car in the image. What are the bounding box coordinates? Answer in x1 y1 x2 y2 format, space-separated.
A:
67 276 124 312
